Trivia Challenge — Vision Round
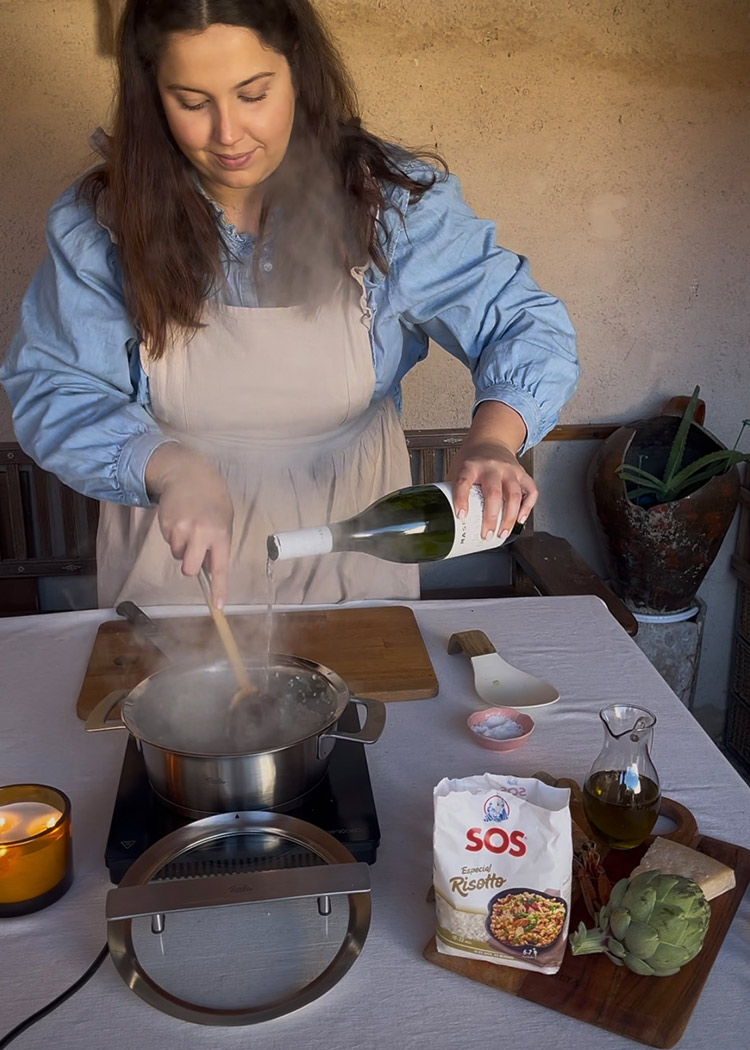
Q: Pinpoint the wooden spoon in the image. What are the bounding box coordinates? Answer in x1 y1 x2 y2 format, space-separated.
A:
197 567 256 712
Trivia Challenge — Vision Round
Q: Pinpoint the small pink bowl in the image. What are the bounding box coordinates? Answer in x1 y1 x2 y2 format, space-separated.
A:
467 707 535 752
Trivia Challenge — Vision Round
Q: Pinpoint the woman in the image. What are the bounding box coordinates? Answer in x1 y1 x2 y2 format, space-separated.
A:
1 0 579 609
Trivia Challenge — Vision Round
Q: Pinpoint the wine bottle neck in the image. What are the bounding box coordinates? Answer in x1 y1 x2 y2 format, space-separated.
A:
267 526 334 562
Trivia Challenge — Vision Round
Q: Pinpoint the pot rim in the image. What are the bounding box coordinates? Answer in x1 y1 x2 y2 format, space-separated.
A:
120 652 352 758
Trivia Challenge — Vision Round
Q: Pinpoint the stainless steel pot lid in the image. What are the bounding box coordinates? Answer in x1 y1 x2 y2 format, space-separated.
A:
122 655 350 755
106 811 371 1025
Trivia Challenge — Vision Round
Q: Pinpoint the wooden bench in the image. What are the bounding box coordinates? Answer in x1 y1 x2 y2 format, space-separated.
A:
1 429 637 635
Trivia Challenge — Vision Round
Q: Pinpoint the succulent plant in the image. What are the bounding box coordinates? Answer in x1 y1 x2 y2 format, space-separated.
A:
569 869 710 977
615 385 750 507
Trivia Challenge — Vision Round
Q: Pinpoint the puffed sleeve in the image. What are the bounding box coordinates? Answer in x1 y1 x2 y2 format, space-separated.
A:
0 184 173 505
387 170 580 449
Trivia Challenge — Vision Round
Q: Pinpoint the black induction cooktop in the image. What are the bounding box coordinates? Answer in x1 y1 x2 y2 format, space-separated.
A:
105 702 381 884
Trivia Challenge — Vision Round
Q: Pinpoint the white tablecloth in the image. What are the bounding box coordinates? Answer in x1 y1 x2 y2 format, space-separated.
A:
1 596 748 1049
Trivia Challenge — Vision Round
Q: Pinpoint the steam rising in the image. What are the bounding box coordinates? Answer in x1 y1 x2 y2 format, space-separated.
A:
255 120 362 309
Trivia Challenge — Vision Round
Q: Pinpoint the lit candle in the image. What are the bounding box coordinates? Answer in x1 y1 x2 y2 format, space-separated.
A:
0 802 63 843
0 785 73 917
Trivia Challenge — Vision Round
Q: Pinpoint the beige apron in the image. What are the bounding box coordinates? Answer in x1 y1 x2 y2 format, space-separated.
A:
97 269 419 607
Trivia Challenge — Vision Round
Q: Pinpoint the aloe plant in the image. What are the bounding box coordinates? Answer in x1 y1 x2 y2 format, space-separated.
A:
615 386 750 507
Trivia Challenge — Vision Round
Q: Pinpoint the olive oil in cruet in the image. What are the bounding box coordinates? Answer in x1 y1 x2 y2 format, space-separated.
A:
583 705 660 850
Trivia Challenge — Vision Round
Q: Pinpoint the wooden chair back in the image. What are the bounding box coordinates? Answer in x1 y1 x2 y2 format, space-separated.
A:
0 443 98 613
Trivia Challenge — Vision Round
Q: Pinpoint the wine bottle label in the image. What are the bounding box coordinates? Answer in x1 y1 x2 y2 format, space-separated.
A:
268 526 334 561
434 482 508 558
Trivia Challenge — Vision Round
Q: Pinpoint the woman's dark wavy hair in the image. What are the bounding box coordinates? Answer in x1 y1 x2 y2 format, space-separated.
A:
80 0 446 358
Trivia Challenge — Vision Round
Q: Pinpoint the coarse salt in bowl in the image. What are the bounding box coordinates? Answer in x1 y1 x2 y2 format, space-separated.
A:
467 707 534 752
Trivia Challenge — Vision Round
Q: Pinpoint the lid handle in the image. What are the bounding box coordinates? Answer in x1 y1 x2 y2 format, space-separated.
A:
106 861 371 921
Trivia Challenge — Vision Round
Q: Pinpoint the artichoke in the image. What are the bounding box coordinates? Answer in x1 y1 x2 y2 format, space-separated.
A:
569 869 710 977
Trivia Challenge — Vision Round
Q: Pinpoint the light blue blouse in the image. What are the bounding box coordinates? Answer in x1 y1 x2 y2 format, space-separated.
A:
1 166 580 506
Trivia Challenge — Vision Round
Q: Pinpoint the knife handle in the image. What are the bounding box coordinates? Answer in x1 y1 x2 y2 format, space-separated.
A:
116 601 158 633
447 630 497 658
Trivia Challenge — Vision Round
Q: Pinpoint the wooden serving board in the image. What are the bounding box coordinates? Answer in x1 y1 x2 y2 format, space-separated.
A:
424 791 750 1049
76 605 438 719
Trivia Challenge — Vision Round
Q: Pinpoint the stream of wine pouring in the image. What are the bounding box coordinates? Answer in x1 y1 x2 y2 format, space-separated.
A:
264 556 275 693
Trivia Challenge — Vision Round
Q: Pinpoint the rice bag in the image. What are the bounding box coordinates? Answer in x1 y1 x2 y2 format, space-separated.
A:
433 773 572 974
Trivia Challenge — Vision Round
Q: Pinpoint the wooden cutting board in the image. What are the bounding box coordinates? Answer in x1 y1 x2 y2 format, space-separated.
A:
424 789 750 1049
75 605 438 719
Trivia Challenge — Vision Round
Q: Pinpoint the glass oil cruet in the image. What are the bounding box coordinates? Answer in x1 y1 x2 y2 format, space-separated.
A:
582 705 660 850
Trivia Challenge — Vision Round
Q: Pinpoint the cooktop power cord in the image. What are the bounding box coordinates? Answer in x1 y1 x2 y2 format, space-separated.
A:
0 943 109 1049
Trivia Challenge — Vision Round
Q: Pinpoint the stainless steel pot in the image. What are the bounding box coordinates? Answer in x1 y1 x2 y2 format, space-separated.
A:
86 654 385 817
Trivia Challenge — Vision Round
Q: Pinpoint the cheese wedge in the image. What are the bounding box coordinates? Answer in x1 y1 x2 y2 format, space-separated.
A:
631 837 735 900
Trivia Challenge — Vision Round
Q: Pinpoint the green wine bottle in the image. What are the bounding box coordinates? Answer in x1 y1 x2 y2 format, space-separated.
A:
267 483 522 564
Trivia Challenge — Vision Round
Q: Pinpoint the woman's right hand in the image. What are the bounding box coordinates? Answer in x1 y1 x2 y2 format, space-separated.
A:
145 443 233 607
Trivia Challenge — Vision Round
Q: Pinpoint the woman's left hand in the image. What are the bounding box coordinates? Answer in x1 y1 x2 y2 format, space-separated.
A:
447 402 538 539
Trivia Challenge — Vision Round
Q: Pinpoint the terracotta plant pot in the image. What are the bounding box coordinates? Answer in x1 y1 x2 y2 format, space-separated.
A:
589 415 740 615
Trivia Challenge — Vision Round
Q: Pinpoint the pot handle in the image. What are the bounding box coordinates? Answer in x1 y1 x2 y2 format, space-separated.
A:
85 689 131 732
321 696 386 750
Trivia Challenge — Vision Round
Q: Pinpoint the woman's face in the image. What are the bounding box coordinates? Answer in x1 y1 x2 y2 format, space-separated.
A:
157 23 296 206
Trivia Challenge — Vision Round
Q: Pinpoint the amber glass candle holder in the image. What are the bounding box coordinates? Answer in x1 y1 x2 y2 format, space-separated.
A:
0 785 73 917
